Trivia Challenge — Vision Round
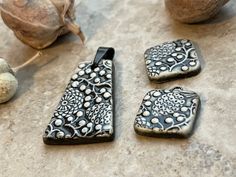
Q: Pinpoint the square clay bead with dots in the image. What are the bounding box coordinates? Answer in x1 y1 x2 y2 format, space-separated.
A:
144 39 201 83
134 87 201 138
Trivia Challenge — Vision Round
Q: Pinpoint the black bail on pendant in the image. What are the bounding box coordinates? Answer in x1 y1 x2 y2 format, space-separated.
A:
92 47 115 68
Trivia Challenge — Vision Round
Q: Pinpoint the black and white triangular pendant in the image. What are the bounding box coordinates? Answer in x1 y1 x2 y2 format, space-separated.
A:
43 47 115 145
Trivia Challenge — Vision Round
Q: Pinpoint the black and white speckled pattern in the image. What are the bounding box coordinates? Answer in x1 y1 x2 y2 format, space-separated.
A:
144 39 201 82
134 87 200 138
43 59 114 144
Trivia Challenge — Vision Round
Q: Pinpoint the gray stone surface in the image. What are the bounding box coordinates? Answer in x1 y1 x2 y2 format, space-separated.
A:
0 0 236 177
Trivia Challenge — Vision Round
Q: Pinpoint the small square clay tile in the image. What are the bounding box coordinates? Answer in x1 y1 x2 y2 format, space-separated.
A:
144 39 201 83
134 87 200 138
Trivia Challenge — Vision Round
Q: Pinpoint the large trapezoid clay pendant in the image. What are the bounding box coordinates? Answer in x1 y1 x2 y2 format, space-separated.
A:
134 87 200 138
43 47 115 145
144 39 201 83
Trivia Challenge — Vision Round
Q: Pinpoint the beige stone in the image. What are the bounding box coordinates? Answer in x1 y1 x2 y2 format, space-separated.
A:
165 0 230 23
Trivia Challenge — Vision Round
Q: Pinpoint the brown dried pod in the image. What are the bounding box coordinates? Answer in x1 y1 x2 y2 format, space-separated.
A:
0 0 84 49
165 0 230 23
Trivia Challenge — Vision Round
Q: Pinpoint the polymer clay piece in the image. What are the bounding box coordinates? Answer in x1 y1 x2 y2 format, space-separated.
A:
43 47 115 145
134 87 200 138
144 39 201 83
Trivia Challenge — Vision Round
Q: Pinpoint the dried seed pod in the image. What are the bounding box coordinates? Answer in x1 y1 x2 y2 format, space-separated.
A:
0 58 12 74
165 0 230 23
0 52 41 103
0 0 84 49
0 58 18 103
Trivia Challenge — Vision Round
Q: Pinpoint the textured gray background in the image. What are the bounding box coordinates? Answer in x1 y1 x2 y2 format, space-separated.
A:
0 0 236 177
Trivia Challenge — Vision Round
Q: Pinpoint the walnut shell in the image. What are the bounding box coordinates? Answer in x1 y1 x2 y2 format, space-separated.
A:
0 0 83 49
165 0 230 23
